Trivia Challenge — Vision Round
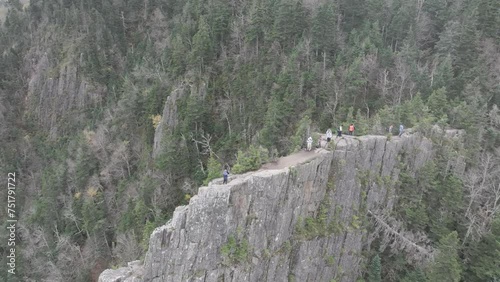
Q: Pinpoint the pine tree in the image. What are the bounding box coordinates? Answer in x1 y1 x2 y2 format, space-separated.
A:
208 0 231 44
400 269 427 282
423 0 450 46
427 87 448 118
368 254 382 282
432 55 454 93
477 0 500 40
435 20 460 59
246 0 266 45
311 2 336 59
355 108 369 135
260 97 283 149
204 154 221 185
273 0 307 49
190 16 213 67
273 1 295 47
340 0 366 32
465 217 500 281
169 34 187 75
453 11 479 94
428 231 462 282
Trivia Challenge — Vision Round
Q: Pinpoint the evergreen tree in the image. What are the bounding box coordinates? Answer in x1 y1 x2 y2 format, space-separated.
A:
368 254 382 282
261 97 283 149
204 154 222 185
435 21 460 59
208 0 231 44
168 34 187 75
423 0 451 47
477 0 500 40
190 16 213 67
432 55 454 93
246 0 266 45
273 0 307 49
427 87 448 118
454 20 479 93
465 217 500 281
340 0 366 32
428 231 462 282
400 269 427 282
311 2 336 59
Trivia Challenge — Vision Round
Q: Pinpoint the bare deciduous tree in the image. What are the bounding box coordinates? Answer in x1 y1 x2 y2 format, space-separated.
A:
113 231 143 264
462 150 500 243
377 69 391 98
393 54 411 105
368 209 435 265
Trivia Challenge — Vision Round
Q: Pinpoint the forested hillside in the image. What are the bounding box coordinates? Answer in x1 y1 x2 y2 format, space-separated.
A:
0 0 498 281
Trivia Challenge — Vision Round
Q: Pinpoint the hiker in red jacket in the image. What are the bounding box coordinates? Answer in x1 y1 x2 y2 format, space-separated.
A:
348 124 355 136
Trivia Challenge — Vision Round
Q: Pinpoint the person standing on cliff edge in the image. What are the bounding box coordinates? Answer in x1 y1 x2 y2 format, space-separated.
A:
223 168 229 184
326 128 333 143
306 136 313 151
348 124 355 136
399 124 404 137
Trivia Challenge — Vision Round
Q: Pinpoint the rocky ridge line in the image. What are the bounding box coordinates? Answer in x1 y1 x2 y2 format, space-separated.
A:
100 134 435 282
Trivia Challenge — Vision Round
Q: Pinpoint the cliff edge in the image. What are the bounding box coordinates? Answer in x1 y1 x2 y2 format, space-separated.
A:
99 134 434 282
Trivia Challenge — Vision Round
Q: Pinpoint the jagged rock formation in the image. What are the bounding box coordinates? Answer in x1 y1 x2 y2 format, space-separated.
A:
26 52 105 137
100 134 435 282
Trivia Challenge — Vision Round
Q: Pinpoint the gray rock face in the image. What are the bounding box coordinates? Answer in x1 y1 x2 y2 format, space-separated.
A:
153 78 208 157
153 87 183 157
100 134 434 282
26 52 105 137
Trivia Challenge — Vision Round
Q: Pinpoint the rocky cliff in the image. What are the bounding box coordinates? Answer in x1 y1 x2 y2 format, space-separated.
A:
100 134 435 282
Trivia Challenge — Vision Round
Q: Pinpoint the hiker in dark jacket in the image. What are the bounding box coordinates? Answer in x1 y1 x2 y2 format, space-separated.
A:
223 169 229 184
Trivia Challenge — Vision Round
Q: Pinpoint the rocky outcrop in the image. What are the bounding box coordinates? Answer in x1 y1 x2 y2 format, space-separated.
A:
26 52 105 138
100 134 434 282
153 78 208 157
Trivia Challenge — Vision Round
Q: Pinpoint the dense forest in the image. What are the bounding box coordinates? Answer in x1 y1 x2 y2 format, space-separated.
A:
0 0 499 281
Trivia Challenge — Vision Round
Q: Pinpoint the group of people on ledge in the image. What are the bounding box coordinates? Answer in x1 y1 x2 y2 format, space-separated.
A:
306 124 356 151
221 123 406 184
306 123 405 151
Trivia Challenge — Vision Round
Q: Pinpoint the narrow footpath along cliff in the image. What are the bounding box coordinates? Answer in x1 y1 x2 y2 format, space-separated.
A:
99 134 437 282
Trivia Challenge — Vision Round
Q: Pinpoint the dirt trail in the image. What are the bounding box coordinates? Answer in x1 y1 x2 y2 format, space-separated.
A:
258 133 389 171
260 149 325 170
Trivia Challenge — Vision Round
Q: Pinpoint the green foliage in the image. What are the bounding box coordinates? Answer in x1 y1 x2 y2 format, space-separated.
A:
428 231 462 282
427 87 448 119
190 16 213 66
82 190 107 235
290 115 312 152
400 269 427 282
141 220 156 251
295 200 342 239
220 234 250 265
232 145 268 174
2 0 500 279
155 134 192 180
273 0 308 49
325 255 335 266
354 109 370 135
207 0 231 44
204 154 221 185
368 254 381 282
464 216 500 281
311 2 336 59
351 215 362 230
